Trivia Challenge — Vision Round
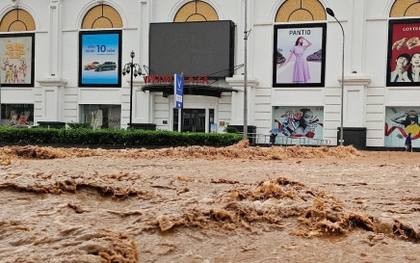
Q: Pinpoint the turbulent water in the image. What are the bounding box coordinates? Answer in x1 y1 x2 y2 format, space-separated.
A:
1 144 420 262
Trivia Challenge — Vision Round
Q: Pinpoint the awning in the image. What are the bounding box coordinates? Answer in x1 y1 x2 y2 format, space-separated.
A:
141 84 238 98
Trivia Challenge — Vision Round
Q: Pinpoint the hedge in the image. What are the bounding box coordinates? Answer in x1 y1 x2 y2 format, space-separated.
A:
0 126 243 148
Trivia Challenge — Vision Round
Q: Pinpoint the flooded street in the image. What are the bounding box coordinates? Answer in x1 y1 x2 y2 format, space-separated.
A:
1 143 420 262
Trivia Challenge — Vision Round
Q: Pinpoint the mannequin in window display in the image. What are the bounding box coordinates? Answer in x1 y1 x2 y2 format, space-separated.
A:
18 114 28 125
9 111 18 126
91 106 103 130
24 111 32 125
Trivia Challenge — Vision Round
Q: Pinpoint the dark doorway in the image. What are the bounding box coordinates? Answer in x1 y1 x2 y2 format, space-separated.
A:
174 109 211 132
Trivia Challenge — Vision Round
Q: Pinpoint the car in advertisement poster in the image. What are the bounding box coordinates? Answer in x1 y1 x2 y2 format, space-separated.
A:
95 61 117 71
84 61 99 70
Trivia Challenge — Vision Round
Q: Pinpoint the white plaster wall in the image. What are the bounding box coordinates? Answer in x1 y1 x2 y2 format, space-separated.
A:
364 21 388 87
252 23 272 88
364 3 396 147
63 87 78 120
253 87 272 133
366 87 385 146
1 88 34 104
218 93 232 130
153 94 170 130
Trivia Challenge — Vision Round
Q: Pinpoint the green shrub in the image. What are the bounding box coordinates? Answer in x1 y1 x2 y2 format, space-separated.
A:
0 126 243 148
67 122 91 129
224 126 238 133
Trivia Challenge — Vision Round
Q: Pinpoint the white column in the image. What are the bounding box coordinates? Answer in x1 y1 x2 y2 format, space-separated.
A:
139 0 149 70
339 76 371 127
226 75 259 125
49 0 62 77
133 78 150 123
34 0 66 123
349 0 366 74
36 78 67 121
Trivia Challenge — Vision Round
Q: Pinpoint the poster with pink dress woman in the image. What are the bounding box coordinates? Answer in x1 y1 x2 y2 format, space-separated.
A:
282 36 312 83
273 23 326 87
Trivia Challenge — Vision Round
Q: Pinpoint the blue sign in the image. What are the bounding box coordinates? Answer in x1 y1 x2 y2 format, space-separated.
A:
174 74 184 109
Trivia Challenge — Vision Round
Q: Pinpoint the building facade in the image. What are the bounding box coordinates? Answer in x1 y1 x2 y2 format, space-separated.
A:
0 0 418 148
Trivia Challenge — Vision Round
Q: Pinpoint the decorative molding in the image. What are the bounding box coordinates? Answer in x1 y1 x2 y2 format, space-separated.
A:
226 75 259 89
338 75 371 86
37 78 68 87
130 78 146 86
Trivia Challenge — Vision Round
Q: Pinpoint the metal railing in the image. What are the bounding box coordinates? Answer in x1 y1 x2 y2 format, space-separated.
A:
256 134 331 146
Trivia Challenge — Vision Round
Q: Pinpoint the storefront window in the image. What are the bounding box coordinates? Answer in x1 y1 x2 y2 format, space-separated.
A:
0 104 34 126
80 104 121 129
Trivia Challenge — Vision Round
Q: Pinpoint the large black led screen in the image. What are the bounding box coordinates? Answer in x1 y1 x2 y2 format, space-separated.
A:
149 20 235 78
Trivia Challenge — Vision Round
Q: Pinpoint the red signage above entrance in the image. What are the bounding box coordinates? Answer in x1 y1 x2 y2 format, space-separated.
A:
143 75 209 85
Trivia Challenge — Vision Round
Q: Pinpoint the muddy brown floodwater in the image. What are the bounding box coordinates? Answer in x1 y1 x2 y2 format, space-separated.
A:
1 141 420 263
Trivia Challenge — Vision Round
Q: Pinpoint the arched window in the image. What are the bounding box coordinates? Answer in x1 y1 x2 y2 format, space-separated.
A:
390 0 420 17
275 0 326 22
81 4 122 29
174 0 218 22
0 9 36 32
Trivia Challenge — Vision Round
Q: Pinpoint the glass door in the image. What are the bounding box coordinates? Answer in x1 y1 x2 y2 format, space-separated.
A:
173 109 206 132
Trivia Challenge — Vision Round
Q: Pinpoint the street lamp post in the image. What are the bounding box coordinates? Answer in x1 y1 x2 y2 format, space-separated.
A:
122 51 141 128
243 0 248 140
243 0 253 141
326 7 345 146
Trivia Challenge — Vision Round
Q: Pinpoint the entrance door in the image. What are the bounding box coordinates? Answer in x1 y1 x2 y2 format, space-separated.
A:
174 109 206 132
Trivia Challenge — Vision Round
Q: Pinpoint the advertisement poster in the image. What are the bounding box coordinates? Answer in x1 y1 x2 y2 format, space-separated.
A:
387 19 420 86
271 106 324 139
384 106 420 147
0 33 34 87
78 30 122 87
273 23 326 87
